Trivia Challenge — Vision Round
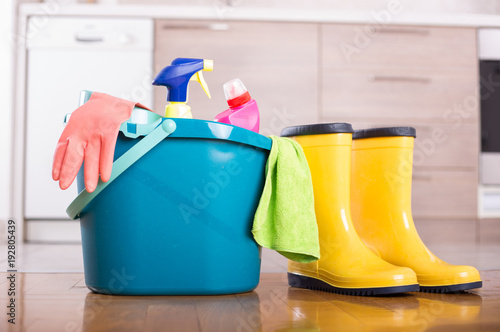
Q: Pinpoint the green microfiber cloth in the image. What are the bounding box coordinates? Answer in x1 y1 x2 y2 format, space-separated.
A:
252 136 320 263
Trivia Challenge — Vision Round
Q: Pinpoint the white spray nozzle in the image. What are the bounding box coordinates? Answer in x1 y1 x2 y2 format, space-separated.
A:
223 78 248 101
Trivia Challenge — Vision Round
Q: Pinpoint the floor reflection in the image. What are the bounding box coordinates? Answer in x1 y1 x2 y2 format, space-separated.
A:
82 291 262 332
284 288 482 331
80 285 482 331
411 292 482 331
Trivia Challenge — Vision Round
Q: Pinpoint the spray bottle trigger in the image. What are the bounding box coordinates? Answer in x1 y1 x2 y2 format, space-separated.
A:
190 71 211 99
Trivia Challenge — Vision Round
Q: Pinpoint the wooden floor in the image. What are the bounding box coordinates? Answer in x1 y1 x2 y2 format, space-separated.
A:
1 271 500 332
0 220 499 331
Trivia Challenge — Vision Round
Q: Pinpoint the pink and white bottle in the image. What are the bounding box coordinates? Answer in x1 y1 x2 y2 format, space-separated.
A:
214 78 260 133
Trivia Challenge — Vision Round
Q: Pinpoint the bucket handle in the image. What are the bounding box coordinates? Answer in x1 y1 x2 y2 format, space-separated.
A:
66 119 177 220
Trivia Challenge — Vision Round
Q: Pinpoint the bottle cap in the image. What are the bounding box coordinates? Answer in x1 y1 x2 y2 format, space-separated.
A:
224 78 251 108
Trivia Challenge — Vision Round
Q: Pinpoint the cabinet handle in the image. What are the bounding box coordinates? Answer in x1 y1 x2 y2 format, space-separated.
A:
75 35 104 43
377 28 429 35
161 23 229 31
412 174 432 181
368 75 431 84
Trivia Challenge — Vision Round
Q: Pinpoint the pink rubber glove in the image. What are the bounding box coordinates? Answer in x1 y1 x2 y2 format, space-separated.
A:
52 92 153 193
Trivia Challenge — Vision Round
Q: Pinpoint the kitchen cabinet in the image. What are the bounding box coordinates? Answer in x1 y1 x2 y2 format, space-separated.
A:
321 67 477 121
154 20 319 135
321 24 477 69
23 17 154 241
411 170 478 219
321 24 479 220
155 21 479 220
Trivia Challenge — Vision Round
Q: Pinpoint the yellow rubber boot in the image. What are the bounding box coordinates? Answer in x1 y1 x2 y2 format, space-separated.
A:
350 127 482 293
281 123 419 296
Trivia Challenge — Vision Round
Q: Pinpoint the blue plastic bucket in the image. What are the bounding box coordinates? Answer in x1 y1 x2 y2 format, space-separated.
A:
68 106 271 295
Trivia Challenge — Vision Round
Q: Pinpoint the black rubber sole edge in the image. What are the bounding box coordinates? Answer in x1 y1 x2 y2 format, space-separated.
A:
288 273 420 296
419 281 483 293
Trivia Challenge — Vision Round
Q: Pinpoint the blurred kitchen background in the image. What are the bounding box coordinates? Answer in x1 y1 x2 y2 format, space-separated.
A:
1 0 500 271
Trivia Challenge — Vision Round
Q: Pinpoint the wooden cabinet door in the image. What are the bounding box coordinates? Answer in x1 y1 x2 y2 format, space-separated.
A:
321 23 479 220
321 24 477 69
321 66 478 121
154 20 319 136
321 23 478 122
412 170 478 219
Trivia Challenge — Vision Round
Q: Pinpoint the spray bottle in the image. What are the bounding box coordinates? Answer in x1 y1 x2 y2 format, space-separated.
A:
152 58 213 118
214 78 260 133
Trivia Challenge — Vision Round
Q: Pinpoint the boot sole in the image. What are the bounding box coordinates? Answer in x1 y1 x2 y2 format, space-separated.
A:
419 281 482 293
288 273 420 296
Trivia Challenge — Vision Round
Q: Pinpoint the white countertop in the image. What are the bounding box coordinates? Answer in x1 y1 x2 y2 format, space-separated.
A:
18 3 500 28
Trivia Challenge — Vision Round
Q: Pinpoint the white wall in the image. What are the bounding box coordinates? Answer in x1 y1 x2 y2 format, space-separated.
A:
0 0 15 230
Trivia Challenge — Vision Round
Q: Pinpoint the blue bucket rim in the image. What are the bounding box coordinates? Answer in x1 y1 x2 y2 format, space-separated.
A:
67 92 272 220
151 118 272 151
